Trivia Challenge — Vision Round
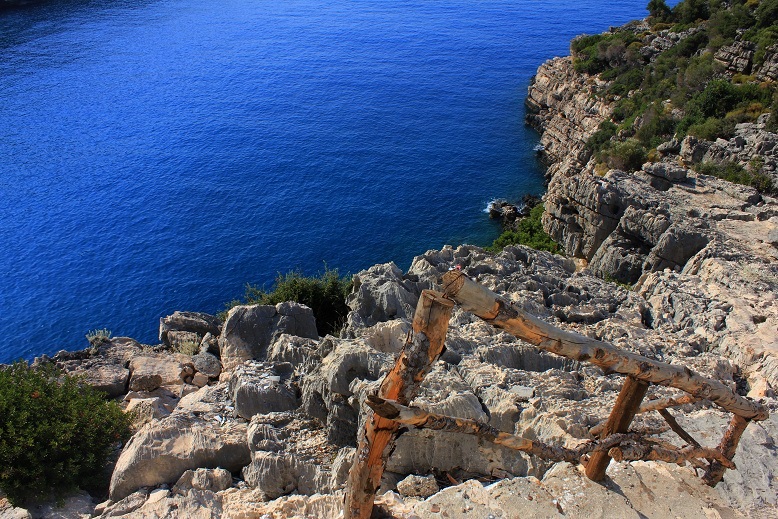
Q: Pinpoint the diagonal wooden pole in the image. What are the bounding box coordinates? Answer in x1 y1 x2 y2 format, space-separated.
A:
702 414 749 486
344 290 453 519
440 270 767 422
585 375 649 481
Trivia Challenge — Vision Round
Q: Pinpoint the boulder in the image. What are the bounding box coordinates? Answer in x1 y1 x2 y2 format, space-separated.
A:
109 413 250 501
69 362 129 398
228 362 299 420
128 355 192 392
159 311 222 346
219 303 318 369
345 262 420 332
241 451 324 499
266 334 318 366
192 352 221 379
396 474 439 498
172 468 233 495
125 397 170 427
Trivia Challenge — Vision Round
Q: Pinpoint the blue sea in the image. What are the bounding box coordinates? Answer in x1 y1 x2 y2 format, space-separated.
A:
0 0 652 362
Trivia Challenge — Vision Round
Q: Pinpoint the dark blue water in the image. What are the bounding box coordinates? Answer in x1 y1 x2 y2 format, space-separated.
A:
0 0 651 362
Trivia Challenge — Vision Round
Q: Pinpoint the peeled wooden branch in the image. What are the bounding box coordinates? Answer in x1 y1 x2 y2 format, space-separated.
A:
345 290 453 519
366 394 582 462
639 394 700 414
702 414 749 486
441 271 768 422
368 396 729 470
585 376 648 480
658 408 701 447
609 443 735 469
590 393 701 437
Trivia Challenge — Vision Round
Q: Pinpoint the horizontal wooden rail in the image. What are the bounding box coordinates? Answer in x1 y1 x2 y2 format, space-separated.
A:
441 271 767 422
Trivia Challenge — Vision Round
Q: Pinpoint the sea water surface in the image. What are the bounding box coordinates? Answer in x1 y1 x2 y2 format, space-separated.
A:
0 0 651 362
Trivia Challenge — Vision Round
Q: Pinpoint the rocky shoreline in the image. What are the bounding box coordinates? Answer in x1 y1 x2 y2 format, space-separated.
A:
4 13 778 519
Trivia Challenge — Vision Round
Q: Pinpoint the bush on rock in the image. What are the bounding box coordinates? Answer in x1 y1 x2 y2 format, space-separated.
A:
0 362 133 505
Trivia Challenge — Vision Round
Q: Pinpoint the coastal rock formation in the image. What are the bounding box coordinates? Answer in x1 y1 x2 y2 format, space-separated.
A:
526 55 778 389
218 302 318 369
109 412 250 502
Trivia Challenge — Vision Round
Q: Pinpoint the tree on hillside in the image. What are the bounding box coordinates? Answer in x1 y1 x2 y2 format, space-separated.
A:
647 0 673 23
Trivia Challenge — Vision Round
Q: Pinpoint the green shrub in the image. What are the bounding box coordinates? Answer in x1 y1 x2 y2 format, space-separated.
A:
487 204 560 254
226 267 352 336
695 161 776 194
586 120 618 154
0 362 132 505
597 139 648 171
85 328 112 347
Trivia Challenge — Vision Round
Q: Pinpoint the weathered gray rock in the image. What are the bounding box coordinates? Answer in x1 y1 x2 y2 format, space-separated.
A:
159 311 222 346
228 362 299 420
68 362 129 398
109 413 250 501
714 39 755 74
266 334 317 366
396 475 439 498
345 262 420 332
301 338 391 445
128 354 192 392
125 397 170 427
192 352 221 379
219 303 318 369
242 451 324 499
172 468 233 495
756 44 778 81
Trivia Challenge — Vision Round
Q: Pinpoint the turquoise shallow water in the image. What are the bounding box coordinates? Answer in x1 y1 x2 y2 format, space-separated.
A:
0 0 652 362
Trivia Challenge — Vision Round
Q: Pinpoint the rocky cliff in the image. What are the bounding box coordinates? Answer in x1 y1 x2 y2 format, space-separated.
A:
527 53 778 393
4 9 778 519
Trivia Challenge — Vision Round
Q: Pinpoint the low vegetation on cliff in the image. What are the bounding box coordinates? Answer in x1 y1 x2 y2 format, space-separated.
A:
574 0 777 193
0 362 132 505
488 203 560 254
224 267 352 336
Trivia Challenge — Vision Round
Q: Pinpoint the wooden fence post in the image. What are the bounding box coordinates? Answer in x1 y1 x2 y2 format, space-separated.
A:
584 376 649 481
702 414 749 486
344 290 454 519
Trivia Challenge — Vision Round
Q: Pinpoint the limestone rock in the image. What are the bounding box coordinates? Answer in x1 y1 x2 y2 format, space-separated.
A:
345 262 420 332
396 474 439 498
125 397 170 427
228 362 299 420
266 334 318 366
242 451 324 500
68 362 129 398
128 354 192 392
756 44 778 81
219 303 318 369
159 311 222 346
173 468 233 495
192 352 222 379
714 39 754 74
109 413 250 501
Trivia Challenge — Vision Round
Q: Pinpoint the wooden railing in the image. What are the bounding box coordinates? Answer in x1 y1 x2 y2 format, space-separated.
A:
343 272 769 519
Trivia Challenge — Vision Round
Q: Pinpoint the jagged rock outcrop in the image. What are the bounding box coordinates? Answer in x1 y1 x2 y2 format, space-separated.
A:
525 57 611 178
109 412 250 502
714 39 755 74
526 54 778 388
756 44 778 81
218 302 318 369
228 361 299 419
159 311 222 347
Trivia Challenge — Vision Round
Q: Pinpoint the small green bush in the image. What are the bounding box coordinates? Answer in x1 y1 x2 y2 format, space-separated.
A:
225 267 352 336
597 139 648 172
0 362 132 505
85 328 112 347
695 161 776 194
487 204 560 254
